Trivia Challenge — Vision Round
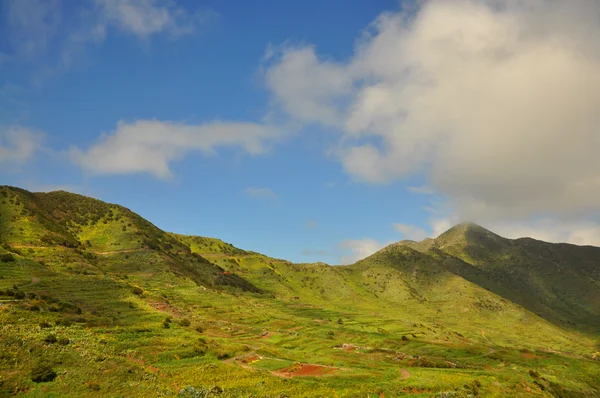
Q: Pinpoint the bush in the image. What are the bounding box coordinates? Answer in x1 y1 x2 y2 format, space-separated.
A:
180 318 191 327
195 326 204 333
56 318 72 327
44 334 58 344
30 305 41 312
39 321 52 329
31 360 57 383
132 287 144 296
0 253 15 262
162 318 171 329
57 337 70 346
14 290 25 299
86 382 101 391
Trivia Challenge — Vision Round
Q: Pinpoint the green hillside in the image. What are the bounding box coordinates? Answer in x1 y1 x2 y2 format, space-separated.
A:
0 186 599 397
396 223 600 332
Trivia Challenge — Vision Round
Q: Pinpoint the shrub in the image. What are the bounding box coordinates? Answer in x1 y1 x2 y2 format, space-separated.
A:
0 253 15 262
14 290 25 299
56 318 72 327
180 318 191 327
44 334 58 344
30 305 41 312
39 321 52 329
132 287 144 296
31 360 57 383
162 318 172 329
57 337 70 346
86 382 101 391
195 326 204 333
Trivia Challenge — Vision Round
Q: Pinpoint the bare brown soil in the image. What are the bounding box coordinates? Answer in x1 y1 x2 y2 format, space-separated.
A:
274 363 336 378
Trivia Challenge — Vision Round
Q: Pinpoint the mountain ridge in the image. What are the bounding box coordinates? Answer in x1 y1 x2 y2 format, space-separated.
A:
1 185 599 397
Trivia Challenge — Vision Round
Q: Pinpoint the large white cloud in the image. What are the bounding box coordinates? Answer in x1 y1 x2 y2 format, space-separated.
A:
264 0 600 224
71 120 278 178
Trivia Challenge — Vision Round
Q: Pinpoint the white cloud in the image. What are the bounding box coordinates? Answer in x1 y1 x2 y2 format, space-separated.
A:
394 223 428 242
264 0 600 226
407 185 435 195
244 187 278 200
338 238 394 265
0 125 44 164
4 0 62 59
2 0 211 77
96 0 209 38
71 120 279 178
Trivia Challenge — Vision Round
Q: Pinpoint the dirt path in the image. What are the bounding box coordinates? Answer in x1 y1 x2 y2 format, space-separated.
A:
8 244 141 256
92 249 140 256
400 368 411 380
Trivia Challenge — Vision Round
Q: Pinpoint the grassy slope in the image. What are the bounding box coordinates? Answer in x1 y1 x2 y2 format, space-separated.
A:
0 186 599 397
400 223 600 333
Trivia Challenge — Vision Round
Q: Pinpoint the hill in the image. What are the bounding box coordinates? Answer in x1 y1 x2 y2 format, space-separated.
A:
0 186 598 397
394 223 600 332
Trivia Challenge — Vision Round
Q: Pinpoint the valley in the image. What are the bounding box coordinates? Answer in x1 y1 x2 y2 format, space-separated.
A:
0 186 598 397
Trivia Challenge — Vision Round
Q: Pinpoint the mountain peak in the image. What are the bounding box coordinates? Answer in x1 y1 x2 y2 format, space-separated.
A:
434 222 509 253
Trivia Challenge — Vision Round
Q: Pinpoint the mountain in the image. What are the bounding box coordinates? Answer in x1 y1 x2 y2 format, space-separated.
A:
393 222 600 332
0 186 598 397
0 186 262 293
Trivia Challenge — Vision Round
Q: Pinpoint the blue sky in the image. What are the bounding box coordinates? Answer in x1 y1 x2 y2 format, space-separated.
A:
2 0 600 263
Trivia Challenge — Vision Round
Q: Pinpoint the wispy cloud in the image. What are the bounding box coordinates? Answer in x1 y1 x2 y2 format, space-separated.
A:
301 248 329 257
393 223 428 242
337 238 393 265
96 0 214 39
1 0 215 81
244 187 278 200
0 125 45 165
70 120 279 179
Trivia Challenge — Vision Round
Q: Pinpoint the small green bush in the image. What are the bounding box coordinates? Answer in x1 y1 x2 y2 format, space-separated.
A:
0 253 15 262
180 318 191 327
132 287 144 296
39 321 52 329
44 334 58 344
57 337 70 345
31 360 57 383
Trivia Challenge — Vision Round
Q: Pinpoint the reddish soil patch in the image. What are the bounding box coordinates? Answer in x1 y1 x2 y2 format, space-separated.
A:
400 368 411 380
288 326 304 331
126 356 145 366
241 355 260 364
260 332 271 339
149 302 180 317
520 352 547 359
275 363 336 378
521 352 536 359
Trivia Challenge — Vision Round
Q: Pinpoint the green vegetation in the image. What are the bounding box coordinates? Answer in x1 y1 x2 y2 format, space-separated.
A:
0 185 598 397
